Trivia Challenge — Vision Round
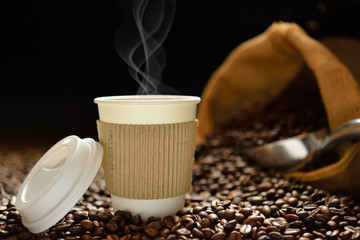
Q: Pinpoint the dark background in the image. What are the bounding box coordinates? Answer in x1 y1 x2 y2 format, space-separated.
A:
2 0 360 146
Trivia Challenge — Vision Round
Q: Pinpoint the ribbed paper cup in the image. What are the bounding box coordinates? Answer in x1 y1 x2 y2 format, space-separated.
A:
94 95 200 218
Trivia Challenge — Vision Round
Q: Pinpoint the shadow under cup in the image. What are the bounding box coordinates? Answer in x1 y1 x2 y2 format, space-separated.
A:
94 95 201 218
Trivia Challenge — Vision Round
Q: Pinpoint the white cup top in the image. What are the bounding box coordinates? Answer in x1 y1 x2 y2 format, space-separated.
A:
94 95 201 124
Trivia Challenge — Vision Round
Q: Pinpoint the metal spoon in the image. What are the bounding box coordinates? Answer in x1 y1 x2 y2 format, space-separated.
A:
245 118 360 171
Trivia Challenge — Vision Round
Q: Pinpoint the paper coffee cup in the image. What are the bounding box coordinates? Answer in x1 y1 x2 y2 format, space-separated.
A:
94 95 200 218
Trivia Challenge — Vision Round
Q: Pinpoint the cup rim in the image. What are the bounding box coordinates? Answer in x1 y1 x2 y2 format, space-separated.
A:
94 95 201 105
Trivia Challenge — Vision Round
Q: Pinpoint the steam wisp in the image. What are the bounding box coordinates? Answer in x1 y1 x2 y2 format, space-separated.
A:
115 0 176 94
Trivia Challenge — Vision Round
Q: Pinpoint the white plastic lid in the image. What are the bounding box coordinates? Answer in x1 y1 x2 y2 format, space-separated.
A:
94 95 200 124
15 135 103 233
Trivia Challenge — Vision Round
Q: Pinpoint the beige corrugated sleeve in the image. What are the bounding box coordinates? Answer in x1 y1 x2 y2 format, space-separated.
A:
97 120 198 199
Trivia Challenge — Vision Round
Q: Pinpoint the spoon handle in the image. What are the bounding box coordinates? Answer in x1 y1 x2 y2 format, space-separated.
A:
321 118 360 152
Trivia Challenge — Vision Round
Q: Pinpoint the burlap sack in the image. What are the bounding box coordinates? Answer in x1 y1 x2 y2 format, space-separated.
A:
197 22 360 196
197 22 360 143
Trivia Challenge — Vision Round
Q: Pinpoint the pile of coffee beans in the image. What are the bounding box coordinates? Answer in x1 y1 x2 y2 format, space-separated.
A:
1 100 360 239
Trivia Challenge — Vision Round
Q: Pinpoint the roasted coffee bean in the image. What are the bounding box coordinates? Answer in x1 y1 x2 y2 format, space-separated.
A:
118 211 133 222
171 222 181 232
207 213 219 224
185 220 196 230
285 214 299 222
270 205 279 215
129 224 143 232
192 227 204 238
147 220 162 230
312 230 326 238
244 214 259 227
240 224 252 235
297 210 308 219
275 199 286 208
229 230 242 240
219 218 227 226
166 234 177 240
201 218 212 228
163 216 175 229
0 229 10 238
305 215 315 224
258 235 271 240
69 225 84 235
285 207 295 214
344 216 358 225
304 204 317 211
299 195 313 202
261 205 271 217
248 196 264 205
157 228 169 237
48 231 58 239
287 197 298 207
80 219 95 231
281 204 291 210
224 208 236 220
283 235 295 240
145 227 159 238
263 219 272 227
172 215 180 224
289 220 303 228
55 223 72 232
224 219 237 232
272 217 287 231
202 228 215 239
339 221 350 228
7 211 20 221
217 210 226 219
106 221 119 233
315 213 329 223
88 210 98 221
339 230 353 240
106 234 119 240
199 210 208 219
319 205 331 218
17 232 33 240
284 228 300 236
180 214 191 223
329 198 341 208
73 211 88 220
123 224 132 235
276 189 286 197
239 208 252 216
211 200 220 210
330 215 340 223
93 226 104 236
353 231 360 239
97 210 113 221
218 200 231 209
176 228 191 236
301 232 313 238
80 233 93 240
314 220 325 229
266 226 279 233
257 182 272 191
211 232 226 240
2 102 360 240
257 230 267 238
235 212 245 223
327 220 337 230
326 229 340 239
268 231 283 239
215 222 225 232
132 214 142 225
